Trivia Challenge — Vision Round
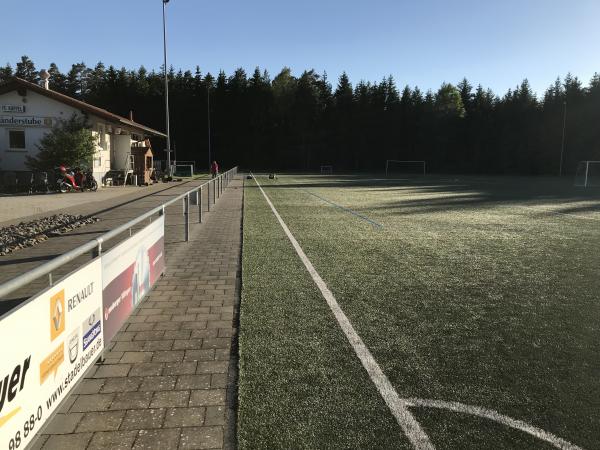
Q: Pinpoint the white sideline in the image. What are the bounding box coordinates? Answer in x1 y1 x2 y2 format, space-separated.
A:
252 174 434 449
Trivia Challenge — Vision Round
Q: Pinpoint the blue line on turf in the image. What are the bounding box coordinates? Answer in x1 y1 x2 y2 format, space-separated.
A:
298 188 384 228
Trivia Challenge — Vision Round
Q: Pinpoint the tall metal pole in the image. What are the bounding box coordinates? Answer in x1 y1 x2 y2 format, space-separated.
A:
559 100 567 176
162 0 172 177
207 85 212 172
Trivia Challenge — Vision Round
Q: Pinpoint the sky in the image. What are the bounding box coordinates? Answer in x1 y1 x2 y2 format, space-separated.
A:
2 0 599 97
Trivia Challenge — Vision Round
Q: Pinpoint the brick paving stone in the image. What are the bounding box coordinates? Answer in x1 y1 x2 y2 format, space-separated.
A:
87 431 139 450
93 364 131 378
100 377 143 393
204 406 226 426
163 407 205 428
210 374 228 389
42 433 93 450
196 361 228 374
70 394 115 413
139 375 177 392
151 350 185 362
120 408 166 430
41 413 84 434
189 390 226 407
133 428 181 450
74 379 105 395
163 361 197 376
76 410 126 432
128 363 164 377
109 392 154 410
150 390 190 408
37 177 243 449
120 352 154 364
176 374 211 390
180 426 223 450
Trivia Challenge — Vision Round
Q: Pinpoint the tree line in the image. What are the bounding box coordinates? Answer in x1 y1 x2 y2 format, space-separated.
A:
2 56 599 174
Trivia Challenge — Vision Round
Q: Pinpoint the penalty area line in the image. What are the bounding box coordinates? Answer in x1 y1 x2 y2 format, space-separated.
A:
251 174 433 450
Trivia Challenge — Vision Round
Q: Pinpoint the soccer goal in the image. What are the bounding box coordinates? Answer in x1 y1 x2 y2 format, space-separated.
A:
173 164 194 178
320 165 333 175
385 160 426 176
574 161 600 187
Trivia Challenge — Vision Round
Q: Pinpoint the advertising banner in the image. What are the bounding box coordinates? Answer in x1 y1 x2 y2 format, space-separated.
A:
0 259 103 450
102 216 165 343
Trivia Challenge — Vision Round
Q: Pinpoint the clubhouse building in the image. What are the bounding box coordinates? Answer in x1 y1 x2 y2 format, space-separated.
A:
0 75 166 184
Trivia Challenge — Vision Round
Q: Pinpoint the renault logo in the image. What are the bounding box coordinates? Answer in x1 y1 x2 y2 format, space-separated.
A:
50 290 65 341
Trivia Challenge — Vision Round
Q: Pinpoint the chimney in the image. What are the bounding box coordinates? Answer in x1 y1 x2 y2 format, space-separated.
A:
129 110 134 121
39 69 50 90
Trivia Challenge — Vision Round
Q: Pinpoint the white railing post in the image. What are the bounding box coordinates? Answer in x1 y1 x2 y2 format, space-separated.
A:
199 186 203 223
184 193 190 242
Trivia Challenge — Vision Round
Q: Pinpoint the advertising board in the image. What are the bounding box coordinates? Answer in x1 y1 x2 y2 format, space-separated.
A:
0 259 103 450
101 216 165 343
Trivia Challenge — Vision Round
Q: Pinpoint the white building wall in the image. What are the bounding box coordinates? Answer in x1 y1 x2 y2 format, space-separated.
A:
0 89 119 185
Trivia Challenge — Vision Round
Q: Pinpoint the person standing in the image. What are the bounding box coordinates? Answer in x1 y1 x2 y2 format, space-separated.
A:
211 160 219 178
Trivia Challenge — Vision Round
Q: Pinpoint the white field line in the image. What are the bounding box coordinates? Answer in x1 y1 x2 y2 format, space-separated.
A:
297 188 384 228
405 399 584 450
252 175 434 449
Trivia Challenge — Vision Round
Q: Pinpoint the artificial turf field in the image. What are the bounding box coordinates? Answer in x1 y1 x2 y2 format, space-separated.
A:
238 174 600 449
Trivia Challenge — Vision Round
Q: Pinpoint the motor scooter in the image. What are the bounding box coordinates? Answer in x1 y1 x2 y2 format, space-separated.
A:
74 167 98 191
55 166 81 193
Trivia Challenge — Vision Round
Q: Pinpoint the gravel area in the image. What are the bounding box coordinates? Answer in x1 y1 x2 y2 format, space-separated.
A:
0 214 99 255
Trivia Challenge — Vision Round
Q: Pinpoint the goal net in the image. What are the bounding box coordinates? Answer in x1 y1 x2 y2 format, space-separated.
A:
173 164 194 178
385 160 426 176
574 161 600 187
320 165 333 175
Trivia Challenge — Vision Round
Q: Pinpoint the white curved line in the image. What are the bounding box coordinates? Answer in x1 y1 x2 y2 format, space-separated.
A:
253 175 434 449
405 398 584 450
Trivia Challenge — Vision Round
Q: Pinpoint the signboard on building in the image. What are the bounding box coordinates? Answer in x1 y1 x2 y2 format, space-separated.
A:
102 216 165 342
0 259 103 450
1 105 25 113
0 116 53 127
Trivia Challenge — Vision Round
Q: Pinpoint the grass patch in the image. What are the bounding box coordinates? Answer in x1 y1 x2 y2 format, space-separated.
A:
239 174 600 448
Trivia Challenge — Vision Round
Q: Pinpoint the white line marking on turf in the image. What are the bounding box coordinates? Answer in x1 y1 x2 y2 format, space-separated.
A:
297 188 384 228
252 174 434 449
252 174 585 450
405 399 584 450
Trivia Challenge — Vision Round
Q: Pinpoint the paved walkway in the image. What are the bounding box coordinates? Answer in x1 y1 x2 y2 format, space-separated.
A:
0 186 145 224
0 177 212 313
31 176 243 449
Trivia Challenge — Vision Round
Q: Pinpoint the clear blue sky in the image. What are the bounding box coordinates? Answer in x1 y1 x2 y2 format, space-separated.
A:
2 0 599 96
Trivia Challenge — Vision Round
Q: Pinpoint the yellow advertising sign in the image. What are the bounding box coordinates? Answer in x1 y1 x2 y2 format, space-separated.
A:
39 344 64 384
50 290 65 341
0 408 20 428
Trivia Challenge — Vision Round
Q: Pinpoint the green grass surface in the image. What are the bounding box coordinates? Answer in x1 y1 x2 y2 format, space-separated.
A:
238 174 600 449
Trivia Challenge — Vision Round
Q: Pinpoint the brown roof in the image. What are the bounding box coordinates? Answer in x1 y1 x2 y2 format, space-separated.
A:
0 77 167 138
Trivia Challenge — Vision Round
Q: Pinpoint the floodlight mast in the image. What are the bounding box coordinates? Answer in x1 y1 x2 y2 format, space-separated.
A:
559 101 567 176
162 0 172 177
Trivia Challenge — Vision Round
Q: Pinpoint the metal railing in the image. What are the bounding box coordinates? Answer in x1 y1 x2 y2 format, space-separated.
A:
0 166 238 300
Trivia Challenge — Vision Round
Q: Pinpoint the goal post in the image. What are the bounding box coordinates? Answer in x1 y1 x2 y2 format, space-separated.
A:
173 164 194 178
574 161 600 187
320 165 333 175
385 160 426 176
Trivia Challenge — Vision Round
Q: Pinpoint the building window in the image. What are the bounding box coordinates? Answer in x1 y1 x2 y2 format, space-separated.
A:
9 130 26 149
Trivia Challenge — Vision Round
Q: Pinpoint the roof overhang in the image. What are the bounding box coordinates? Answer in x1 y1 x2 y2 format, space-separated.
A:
0 77 167 138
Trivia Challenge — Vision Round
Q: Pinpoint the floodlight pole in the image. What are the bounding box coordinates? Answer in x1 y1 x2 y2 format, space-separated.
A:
559 100 567 176
207 85 212 172
162 0 172 177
